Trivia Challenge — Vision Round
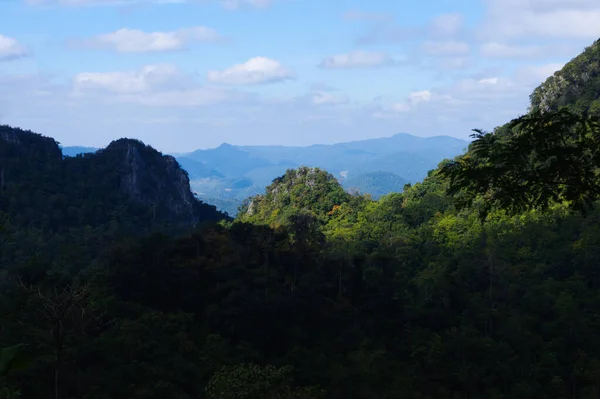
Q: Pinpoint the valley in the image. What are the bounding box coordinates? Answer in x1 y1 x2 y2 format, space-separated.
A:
63 133 468 215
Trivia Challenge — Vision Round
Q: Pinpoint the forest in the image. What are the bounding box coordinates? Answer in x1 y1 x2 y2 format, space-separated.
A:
1 39 600 399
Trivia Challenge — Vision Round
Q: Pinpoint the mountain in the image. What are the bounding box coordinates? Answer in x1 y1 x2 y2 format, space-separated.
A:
57 134 468 215
529 38 600 115
342 171 409 199
0 125 227 238
61 146 98 157
238 166 351 226
177 133 469 215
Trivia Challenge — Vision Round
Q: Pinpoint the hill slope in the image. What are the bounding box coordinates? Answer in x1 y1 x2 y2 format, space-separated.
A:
179 133 468 215
529 38 600 115
0 125 227 234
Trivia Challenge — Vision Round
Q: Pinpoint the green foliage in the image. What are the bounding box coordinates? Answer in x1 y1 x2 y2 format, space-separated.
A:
237 166 352 227
439 109 600 218
0 345 29 378
205 363 292 399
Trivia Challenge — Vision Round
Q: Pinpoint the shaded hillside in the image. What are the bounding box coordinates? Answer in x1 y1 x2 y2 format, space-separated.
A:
0 125 227 270
59 134 467 215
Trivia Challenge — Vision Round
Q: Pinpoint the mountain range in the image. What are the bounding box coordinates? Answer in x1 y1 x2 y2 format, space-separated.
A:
63 133 469 215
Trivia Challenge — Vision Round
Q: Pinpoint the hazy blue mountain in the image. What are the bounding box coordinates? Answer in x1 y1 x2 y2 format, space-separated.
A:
184 143 272 176
175 157 224 180
342 171 409 199
62 146 98 157
177 133 469 215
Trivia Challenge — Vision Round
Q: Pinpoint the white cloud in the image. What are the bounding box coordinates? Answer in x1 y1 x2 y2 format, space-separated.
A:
515 63 565 84
428 13 463 38
391 103 410 112
80 27 222 53
377 90 435 116
310 82 336 92
311 92 349 106
73 64 182 94
480 42 542 58
220 0 273 9
482 0 600 39
408 90 432 104
319 51 397 69
0 35 28 61
118 89 235 107
207 57 295 85
374 74 530 122
421 40 470 56
342 9 391 22
436 56 474 70
0 59 569 153
514 0 599 12
479 42 582 60
71 64 243 107
25 0 273 7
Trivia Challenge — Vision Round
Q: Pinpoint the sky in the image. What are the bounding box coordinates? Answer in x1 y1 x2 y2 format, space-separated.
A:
0 0 599 152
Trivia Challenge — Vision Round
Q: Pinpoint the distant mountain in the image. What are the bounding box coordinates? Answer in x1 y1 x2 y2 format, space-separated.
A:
61 146 98 157
342 171 409 199
58 133 468 216
177 133 469 215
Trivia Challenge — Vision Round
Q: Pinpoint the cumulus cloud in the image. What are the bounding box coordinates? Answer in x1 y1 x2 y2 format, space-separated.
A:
480 42 543 58
71 64 243 107
118 89 235 107
319 51 397 69
342 10 391 22
355 11 464 45
421 40 470 56
220 0 274 9
207 57 294 85
481 0 600 39
73 64 183 94
479 42 580 59
515 63 565 84
369 63 566 134
309 82 336 92
428 13 463 38
311 92 349 106
0 55 571 152
25 0 273 7
0 35 29 61
77 27 223 53
377 90 440 117
408 90 432 105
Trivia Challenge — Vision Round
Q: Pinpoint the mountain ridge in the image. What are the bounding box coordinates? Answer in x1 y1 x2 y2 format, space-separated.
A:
0 126 227 231
62 132 469 216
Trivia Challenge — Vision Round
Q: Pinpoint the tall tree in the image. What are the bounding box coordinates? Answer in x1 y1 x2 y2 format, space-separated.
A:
439 109 600 218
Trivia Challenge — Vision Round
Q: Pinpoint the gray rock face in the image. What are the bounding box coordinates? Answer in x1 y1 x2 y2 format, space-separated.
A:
106 139 222 226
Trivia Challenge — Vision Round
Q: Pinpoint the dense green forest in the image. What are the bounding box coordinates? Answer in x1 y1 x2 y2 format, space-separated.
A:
2 39 600 399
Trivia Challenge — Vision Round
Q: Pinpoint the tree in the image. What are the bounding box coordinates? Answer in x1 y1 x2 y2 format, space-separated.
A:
205 363 324 399
438 109 600 218
18 281 105 399
0 344 29 399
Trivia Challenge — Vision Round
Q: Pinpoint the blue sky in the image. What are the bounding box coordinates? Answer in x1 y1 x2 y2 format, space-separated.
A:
1 0 599 151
